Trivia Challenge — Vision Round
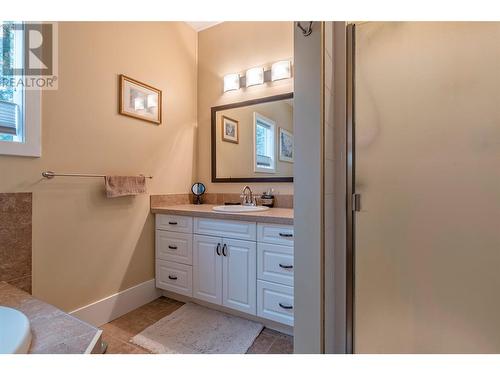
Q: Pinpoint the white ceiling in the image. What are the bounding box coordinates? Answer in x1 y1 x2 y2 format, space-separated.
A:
185 22 222 32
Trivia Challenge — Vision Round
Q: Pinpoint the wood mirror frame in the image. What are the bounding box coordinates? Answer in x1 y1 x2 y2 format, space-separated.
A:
211 93 294 183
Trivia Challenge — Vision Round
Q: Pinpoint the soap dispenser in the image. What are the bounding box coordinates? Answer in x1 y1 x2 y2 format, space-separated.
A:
260 188 275 208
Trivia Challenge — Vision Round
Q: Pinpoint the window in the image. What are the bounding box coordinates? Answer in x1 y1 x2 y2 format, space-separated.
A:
254 112 276 173
0 22 23 142
0 21 41 157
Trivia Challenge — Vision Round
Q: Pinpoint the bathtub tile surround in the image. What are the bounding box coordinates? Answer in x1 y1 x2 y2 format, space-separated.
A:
0 193 32 294
0 282 102 354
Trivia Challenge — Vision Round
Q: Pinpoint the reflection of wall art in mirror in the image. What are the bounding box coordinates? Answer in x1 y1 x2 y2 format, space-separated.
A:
119 74 162 124
221 116 239 143
279 128 294 163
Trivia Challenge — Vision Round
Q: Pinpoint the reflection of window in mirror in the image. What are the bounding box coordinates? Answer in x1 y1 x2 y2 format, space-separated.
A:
253 112 276 173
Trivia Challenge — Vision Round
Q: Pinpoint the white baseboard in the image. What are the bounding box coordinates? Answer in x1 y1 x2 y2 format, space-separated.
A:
70 279 161 327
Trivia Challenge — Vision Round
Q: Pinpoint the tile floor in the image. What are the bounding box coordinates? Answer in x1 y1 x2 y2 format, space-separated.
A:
100 296 293 354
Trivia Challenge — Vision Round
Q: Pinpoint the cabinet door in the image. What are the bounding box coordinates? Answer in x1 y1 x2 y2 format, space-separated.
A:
222 238 257 315
193 234 222 305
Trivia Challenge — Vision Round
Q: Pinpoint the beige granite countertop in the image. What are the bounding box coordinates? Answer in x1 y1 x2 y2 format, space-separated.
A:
0 282 102 354
151 204 293 225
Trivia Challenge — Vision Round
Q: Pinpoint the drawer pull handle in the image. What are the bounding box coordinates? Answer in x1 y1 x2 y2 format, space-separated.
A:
222 244 228 257
216 243 221 256
279 263 293 269
279 233 293 238
279 302 293 310
168 245 178 250
168 275 178 280
168 221 178 225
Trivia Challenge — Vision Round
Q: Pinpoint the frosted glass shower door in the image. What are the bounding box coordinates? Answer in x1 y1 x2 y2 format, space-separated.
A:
353 22 500 353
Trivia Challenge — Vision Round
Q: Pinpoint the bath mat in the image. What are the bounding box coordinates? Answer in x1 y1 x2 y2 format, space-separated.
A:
130 302 263 354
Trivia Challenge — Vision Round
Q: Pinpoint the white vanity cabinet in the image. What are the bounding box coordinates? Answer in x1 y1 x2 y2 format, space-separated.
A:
155 214 194 297
256 223 294 326
155 213 294 327
193 234 256 315
192 234 222 304
222 238 256 314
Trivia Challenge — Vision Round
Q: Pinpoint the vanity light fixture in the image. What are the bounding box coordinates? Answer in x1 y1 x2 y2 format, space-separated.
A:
271 60 291 81
223 73 240 92
223 60 292 93
245 67 264 87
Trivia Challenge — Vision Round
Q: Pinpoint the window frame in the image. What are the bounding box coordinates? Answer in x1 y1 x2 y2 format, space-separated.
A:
253 111 276 174
0 22 42 158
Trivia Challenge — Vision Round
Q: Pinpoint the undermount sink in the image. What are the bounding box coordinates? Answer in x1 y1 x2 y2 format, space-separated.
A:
212 205 270 213
0 306 32 354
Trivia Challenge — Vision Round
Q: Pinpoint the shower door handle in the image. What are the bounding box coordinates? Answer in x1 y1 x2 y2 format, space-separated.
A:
352 194 361 212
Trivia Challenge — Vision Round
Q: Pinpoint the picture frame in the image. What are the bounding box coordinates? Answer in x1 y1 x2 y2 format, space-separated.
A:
221 115 239 144
279 127 294 163
119 74 162 124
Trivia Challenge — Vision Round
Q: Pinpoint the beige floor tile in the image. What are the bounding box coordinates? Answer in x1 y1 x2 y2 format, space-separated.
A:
267 337 294 354
103 333 149 354
246 330 276 354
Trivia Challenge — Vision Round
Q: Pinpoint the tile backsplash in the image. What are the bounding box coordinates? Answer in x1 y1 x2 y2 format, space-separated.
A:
0 193 32 293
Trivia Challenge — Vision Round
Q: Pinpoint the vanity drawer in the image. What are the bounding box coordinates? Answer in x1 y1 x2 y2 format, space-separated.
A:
257 223 294 246
156 230 193 265
156 260 192 297
194 217 256 241
257 243 294 286
156 214 192 233
257 280 294 326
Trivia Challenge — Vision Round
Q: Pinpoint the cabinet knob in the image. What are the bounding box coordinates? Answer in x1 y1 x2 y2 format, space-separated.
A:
168 245 178 250
279 302 293 310
279 232 293 238
168 275 178 280
222 243 228 256
279 263 293 269
168 221 178 225
216 243 221 256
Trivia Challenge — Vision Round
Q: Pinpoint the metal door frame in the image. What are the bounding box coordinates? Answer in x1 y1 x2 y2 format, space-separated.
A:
346 23 356 354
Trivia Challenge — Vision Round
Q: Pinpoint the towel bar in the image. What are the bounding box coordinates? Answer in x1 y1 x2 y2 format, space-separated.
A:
41 171 153 179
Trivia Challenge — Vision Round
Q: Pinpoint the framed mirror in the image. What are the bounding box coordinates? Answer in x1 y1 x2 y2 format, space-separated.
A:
211 93 293 182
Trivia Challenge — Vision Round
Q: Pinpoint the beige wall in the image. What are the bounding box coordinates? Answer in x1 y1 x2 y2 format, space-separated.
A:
198 22 294 194
216 100 293 179
0 22 197 311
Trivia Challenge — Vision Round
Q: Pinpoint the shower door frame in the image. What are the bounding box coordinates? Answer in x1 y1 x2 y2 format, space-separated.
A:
345 22 356 355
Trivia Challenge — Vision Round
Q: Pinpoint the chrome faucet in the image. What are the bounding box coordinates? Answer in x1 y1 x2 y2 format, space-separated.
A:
241 185 257 206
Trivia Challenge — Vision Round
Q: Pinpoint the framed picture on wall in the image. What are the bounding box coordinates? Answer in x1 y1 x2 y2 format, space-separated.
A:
221 115 239 143
119 74 162 124
279 128 294 163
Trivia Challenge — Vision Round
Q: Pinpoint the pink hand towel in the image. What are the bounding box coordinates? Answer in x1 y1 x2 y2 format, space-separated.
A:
104 176 146 198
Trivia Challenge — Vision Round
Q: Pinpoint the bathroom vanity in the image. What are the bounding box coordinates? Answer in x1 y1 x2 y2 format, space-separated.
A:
151 204 294 329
